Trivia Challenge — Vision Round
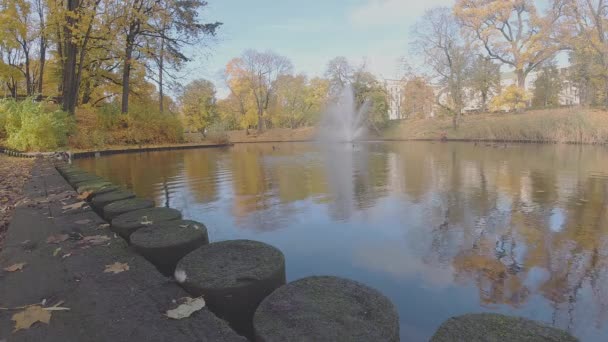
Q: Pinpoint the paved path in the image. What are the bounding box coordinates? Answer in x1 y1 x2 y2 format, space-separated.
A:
0 159 245 342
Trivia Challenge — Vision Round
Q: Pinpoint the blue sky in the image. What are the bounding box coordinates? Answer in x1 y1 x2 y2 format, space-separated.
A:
184 0 454 97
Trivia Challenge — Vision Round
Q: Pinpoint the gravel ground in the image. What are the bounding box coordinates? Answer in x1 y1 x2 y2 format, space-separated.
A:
0 155 33 248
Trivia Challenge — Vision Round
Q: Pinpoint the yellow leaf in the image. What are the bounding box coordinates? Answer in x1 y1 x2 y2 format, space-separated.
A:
11 305 51 332
4 262 26 272
104 262 129 274
77 191 92 200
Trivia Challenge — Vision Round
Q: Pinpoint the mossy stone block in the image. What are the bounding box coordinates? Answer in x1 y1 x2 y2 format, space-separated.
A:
76 180 114 194
253 276 400 342
430 313 577 342
91 190 135 211
175 239 286 337
131 220 208 275
110 207 182 241
103 198 155 221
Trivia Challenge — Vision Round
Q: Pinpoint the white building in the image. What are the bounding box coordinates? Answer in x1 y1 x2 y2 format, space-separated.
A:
385 79 403 120
385 67 580 119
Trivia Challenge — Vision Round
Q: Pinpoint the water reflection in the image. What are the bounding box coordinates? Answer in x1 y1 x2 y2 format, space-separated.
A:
76 142 608 341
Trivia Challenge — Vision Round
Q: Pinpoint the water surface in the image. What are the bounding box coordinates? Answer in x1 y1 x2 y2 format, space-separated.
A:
76 142 608 341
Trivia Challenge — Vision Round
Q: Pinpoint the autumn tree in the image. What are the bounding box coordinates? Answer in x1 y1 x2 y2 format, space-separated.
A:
401 76 435 118
270 74 330 128
179 78 217 135
469 55 501 111
532 63 563 107
224 50 293 132
562 0 608 107
144 0 221 113
455 0 564 89
0 0 35 97
351 70 389 133
412 7 471 128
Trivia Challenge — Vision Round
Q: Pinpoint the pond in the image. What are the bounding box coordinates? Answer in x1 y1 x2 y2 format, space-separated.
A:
76 141 608 341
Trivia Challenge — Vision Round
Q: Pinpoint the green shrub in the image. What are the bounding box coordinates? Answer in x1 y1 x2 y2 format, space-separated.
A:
0 98 74 151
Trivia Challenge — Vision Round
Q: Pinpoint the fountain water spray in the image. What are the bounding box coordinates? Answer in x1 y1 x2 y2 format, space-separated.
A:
317 84 369 142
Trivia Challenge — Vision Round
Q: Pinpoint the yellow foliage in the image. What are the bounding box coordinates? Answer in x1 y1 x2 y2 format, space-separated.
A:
490 85 531 112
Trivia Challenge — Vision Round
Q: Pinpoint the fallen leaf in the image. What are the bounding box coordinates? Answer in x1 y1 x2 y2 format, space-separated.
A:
4 263 26 272
11 305 51 332
74 219 92 225
46 234 69 244
165 297 206 320
97 223 110 230
104 262 129 274
61 202 86 212
140 216 153 225
79 235 111 246
53 248 62 257
77 191 92 200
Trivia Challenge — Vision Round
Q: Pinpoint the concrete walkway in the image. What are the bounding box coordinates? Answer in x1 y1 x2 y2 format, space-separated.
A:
0 159 245 341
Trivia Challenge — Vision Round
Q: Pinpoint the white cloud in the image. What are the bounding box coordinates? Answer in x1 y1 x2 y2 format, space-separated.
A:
349 0 454 27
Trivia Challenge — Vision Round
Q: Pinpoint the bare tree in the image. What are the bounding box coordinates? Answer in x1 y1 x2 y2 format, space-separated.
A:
412 7 471 128
325 56 354 95
237 50 293 132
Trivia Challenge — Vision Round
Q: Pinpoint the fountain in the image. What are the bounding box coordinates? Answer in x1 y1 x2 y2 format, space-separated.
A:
317 84 369 142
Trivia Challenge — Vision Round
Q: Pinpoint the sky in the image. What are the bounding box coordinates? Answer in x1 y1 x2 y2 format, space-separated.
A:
184 0 455 97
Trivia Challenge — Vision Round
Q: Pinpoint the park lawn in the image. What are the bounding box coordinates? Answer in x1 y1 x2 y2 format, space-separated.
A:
382 107 608 144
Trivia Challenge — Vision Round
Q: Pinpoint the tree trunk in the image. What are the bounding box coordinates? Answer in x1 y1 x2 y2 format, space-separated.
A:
38 39 46 94
516 69 526 89
121 38 134 114
257 109 264 133
61 0 79 115
37 0 46 94
24 51 32 96
158 38 164 113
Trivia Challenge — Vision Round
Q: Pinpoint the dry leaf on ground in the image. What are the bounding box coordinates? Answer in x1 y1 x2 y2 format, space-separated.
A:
77 191 92 200
165 297 206 320
52 248 62 257
97 223 110 230
4 262 26 272
74 219 92 225
46 234 69 244
11 305 51 332
104 262 129 274
61 202 86 212
78 235 111 247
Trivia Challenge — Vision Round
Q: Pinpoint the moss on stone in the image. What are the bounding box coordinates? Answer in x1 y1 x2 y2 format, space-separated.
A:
253 275 399 342
110 207 182 240
130 220 209 275
430 313 577 342
176 239 286 337
75 180 114 194
102 198 155 221
91 190 135 211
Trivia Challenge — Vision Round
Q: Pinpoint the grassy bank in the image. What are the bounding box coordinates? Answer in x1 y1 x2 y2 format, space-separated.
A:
227 127 316 143
383 108 608 144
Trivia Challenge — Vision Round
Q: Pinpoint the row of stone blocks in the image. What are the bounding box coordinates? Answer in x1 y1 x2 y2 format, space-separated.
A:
0 148 35 158
55 163 578 342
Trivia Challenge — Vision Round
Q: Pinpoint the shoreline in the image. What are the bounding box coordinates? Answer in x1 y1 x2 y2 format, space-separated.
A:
3 137 607 161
